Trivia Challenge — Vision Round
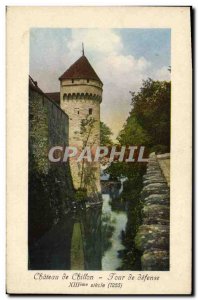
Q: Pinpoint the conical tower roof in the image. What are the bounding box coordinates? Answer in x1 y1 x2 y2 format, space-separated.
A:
59 55 102 84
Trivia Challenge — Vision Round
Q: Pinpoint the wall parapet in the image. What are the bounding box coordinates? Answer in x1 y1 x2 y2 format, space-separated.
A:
135 152 170 271
29 75 68 118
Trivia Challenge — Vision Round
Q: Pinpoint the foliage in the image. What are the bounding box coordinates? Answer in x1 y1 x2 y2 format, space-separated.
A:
80 116 96 146
79 115 97 190
105 78 170 181
75 188 87 202
105 78 171 270
119 164 146 270
118 78 170 153
118 113 151 146
100 121 113 146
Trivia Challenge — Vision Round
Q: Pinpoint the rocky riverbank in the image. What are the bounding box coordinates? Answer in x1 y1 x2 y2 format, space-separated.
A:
135 153 170 270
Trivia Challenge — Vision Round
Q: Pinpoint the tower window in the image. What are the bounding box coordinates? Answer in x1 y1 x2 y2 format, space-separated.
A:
89 108 93 115
72 79 74 83
87 79 89 83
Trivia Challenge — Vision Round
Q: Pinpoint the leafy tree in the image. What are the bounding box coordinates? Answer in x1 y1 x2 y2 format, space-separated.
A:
118 113 150 146
100 121 113 146
106 78 170 179
128 78 171 153
104 78 171 270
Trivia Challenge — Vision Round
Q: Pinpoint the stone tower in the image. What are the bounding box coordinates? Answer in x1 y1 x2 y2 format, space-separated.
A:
59 52 103 198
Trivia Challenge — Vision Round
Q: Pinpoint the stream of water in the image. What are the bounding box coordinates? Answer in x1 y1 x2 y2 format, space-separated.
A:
101 193 127 270
29 180 128 270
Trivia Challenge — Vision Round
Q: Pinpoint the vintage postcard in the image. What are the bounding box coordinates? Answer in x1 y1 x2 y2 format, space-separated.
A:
6 6 192 294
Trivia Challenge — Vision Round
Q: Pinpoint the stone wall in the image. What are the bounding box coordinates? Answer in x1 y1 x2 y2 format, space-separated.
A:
28 78 74 244
60 78 102 198
135 153 170 270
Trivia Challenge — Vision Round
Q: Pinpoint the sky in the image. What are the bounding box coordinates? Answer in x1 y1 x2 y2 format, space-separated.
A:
30 28 171 140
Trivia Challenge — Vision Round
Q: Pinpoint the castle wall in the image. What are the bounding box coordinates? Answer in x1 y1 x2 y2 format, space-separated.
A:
60 79 102 197
29 85 74 244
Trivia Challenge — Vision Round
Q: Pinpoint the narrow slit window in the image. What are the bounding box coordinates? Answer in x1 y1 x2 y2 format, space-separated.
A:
75 108 80 115
89 108 93 115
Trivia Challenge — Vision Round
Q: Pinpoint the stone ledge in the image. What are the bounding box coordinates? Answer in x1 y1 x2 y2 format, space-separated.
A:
135 152 170 270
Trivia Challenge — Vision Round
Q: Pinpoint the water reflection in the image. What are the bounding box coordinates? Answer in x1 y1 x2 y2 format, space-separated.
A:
29 180 127 270
29 217 74 270
82 207 102 270
70 222 84 270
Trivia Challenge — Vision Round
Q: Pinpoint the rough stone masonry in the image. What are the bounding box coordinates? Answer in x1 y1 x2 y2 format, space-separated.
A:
135 152 170 271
